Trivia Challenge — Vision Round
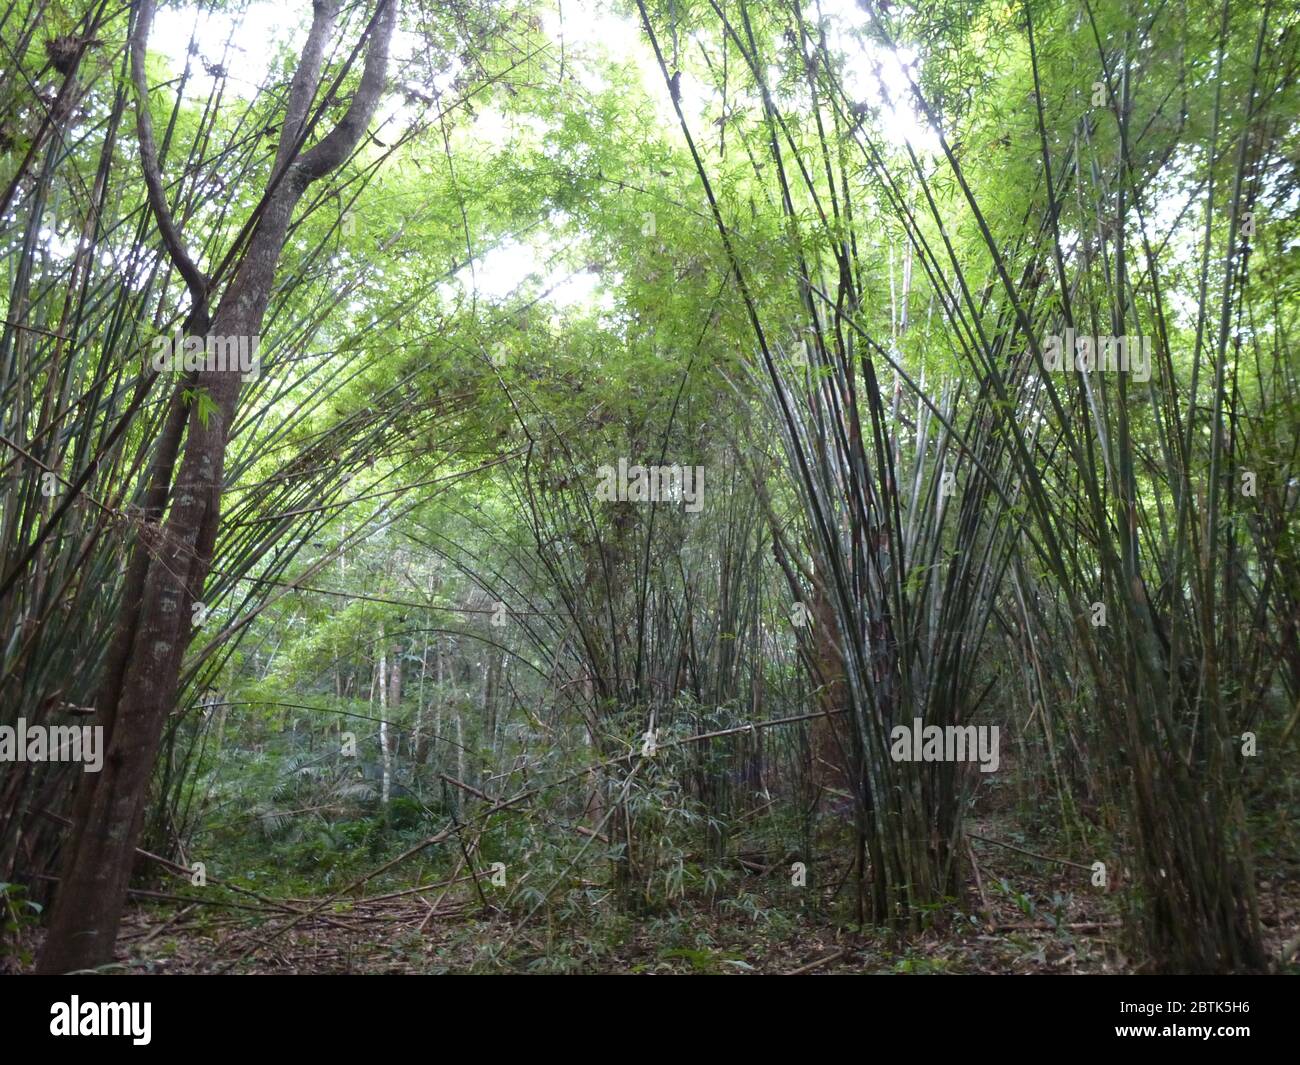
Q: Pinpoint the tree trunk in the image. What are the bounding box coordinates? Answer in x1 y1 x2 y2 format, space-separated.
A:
37 0 396 974
809 570 849 794
413 633 430 763
454 708 466 814
378 627 391 807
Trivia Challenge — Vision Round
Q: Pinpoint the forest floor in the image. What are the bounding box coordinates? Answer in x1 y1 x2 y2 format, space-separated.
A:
13 818 1298 974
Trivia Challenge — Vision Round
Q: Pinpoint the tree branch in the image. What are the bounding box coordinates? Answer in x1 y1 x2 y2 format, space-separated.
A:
272 0 342 179
129 0 208 315
295 0 397 185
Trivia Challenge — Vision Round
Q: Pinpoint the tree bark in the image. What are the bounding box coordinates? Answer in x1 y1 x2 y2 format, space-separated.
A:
378 626 391 807
37 0 396 974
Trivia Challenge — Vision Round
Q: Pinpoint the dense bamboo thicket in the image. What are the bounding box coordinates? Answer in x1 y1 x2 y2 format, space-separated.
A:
0 0 1296 975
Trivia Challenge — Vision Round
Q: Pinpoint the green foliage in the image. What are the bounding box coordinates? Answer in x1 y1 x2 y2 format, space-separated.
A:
2 0 1295 974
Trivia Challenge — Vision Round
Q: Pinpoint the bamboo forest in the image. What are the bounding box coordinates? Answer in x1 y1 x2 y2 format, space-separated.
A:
1 0 1298 984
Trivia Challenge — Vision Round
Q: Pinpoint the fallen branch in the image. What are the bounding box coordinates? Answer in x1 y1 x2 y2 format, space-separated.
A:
966 831 1094 872
787 950 845 975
